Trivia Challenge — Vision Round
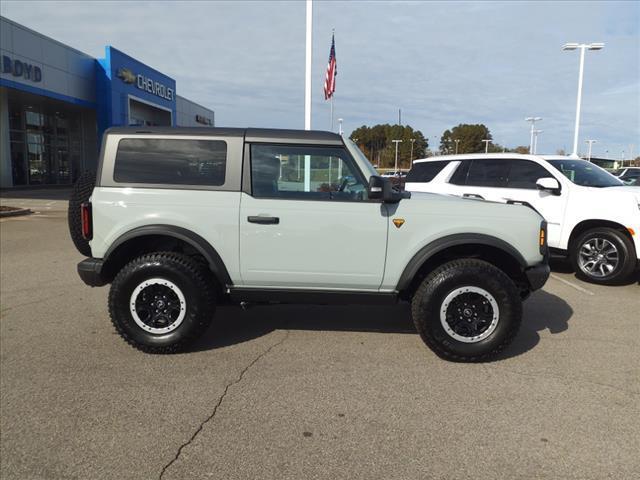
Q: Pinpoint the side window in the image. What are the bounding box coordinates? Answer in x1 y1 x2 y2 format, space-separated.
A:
449 160 470 185
250 144 367 201
465 159 509 187
405 161 450 183
507 160 551 189
114 138 226 186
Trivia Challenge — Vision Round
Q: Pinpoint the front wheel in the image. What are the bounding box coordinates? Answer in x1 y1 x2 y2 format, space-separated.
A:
570 228 637 285
411 259 522 362
109 252 216 353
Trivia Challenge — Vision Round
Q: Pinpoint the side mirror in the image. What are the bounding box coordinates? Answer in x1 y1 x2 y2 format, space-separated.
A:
369 175 411 203
368 175 385 200
536 177 561 195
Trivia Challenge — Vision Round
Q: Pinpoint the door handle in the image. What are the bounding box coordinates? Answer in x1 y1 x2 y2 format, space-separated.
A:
247 216 279 225
463 193 485 200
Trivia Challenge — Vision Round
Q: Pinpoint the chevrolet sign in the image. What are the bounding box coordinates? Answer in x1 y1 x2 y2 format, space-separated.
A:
116 67 174 101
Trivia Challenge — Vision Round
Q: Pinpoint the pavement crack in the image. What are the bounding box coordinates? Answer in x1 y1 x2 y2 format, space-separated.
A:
158 329 290 479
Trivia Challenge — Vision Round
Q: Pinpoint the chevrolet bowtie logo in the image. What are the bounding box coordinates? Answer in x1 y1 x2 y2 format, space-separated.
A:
116 67 136 84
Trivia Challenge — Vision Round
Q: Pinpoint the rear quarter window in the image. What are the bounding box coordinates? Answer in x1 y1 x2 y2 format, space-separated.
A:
114 138 227 186
405 161 450 182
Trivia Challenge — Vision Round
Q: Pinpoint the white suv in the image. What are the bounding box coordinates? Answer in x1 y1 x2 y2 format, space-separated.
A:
406 153 640 285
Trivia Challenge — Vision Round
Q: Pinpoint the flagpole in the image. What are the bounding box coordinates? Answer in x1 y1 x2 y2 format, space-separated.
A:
304 0 312 131
330 96 334 131
304 0 312 192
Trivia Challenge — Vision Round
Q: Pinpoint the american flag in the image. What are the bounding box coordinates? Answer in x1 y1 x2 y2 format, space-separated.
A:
324 34 337 100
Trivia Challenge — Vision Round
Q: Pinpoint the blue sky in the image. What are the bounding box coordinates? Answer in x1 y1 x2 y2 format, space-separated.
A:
2 0 638 157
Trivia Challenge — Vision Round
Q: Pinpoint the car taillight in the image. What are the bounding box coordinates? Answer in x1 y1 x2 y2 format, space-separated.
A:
81 202 93 240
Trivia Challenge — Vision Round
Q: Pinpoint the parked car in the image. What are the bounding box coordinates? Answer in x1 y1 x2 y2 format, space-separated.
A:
69 128 549 361
616 167 640 178
405 153 640 285
618 167 640 186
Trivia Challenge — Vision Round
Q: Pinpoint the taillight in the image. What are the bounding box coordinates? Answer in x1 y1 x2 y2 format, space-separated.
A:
81 202 93 240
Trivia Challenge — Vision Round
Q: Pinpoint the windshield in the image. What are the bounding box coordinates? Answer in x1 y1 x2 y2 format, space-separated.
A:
344 139 378 178
547 159 623 187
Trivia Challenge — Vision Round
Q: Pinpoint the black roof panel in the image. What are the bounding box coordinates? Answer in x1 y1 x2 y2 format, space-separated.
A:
104 127 343 145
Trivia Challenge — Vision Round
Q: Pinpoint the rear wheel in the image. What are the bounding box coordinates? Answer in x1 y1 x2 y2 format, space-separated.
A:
411 259 522 362
109 252 216 353
571 228 636 285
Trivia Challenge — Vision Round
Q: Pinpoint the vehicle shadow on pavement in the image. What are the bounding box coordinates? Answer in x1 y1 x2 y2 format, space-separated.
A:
190 291 572 360
190 304 415 353
498 290 573 361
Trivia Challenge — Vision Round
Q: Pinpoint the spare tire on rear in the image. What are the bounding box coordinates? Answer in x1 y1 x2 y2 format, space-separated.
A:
68 170 96 257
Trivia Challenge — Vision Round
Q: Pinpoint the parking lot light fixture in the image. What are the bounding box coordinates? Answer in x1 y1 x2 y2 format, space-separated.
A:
533 130 543 154
454 139 460 154
482 139 490 153
525 117 542 154
410 139 416 163
585 139 597 161
392 139 402 172
563 42 605 157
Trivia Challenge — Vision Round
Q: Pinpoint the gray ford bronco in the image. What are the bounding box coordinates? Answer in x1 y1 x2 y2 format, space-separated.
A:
70 127 550 361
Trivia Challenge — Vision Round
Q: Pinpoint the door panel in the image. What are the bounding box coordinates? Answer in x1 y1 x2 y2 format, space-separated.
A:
239 143 388 290
239 194 388 289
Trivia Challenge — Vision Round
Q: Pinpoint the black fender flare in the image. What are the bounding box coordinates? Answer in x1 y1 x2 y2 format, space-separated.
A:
396 233 527 291
103 225 233 286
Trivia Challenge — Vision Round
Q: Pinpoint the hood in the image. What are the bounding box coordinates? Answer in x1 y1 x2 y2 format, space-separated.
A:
402 191 543 221
581 185 640 203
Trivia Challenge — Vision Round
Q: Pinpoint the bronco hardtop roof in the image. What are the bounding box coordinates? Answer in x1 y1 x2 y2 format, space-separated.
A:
104 127 343 145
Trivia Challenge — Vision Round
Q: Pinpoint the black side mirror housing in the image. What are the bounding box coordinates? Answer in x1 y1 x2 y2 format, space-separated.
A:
368 175 411 203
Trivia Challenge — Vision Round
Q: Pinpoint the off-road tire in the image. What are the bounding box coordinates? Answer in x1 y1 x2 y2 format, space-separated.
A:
411 259 522 362
570 227 636 285
109 252 216 353
68 170 96 256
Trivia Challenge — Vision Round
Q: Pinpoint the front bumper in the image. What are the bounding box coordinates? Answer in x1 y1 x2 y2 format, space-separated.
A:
524 262 550 292
77 258 107 287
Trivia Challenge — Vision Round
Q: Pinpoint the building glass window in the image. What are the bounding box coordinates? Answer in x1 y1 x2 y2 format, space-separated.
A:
7 99 84 186
11 142 27 186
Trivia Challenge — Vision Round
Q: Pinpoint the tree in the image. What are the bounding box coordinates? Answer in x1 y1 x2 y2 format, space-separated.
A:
440 124 493 154
349 124 428 169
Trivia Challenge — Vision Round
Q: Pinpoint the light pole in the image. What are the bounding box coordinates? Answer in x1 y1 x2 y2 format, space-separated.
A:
533 130 542 154
338 118 343 135
392 139 402 173
409 138 416 165
585 139 596 161
482 139 490 153
454 139 460 155
525 117 542 154
562 42 604 157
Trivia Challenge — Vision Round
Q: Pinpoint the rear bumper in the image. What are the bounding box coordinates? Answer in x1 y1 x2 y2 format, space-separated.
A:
524 262 550 292
77 258 107 287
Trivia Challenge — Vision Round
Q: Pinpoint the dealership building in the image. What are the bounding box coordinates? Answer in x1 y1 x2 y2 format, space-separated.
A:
0 16 215 188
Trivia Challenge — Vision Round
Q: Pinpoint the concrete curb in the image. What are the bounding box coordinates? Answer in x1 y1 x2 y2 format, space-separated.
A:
0 208 33 218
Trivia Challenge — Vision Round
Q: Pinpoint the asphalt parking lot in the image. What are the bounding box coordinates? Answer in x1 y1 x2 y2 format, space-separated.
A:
1 193 638 480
